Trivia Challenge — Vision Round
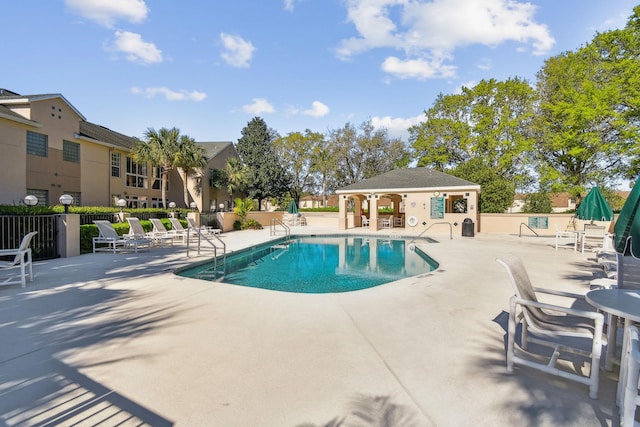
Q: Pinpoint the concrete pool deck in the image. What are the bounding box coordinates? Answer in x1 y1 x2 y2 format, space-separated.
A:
0 217 624 426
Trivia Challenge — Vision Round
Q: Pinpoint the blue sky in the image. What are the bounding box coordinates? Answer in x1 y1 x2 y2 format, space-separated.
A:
3 0 637 144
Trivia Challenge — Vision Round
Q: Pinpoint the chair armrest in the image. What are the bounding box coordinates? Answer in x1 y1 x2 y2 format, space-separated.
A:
0 249 22 256
513 295 604 322
532 287 585 300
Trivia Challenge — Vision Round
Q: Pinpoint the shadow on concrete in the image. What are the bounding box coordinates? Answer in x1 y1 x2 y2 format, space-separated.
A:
490 310 618 426
295 393 424 427
0 275 180 426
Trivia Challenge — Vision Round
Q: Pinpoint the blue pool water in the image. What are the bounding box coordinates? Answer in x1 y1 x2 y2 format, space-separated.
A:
176 235 439 293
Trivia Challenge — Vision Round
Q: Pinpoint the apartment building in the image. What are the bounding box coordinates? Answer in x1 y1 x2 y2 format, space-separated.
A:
0 89 236 210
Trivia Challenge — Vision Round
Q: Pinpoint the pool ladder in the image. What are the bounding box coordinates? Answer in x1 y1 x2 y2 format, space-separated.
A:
188 228 227 281
270 218 290 243
270 243 289 260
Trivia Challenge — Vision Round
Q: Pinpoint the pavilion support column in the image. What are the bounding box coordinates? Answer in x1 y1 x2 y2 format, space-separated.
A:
354 197 363 227
338 195 349 230
369 196 379 231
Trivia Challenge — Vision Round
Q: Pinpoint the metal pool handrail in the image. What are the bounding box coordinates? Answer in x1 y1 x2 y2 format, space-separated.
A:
411 222 453 242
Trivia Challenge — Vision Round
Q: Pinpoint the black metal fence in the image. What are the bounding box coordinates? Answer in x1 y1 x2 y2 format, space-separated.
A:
0 215 58 260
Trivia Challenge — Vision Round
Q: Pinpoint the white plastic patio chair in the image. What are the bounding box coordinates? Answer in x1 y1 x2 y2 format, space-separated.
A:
186 217 221 235
93 220 150 253
597 252 640 371
127 217 171 247
361 215 370 228
621 324 640 427
150 218 184 243
581 225 607 253
555 225 578 251
496 255 605 399
0 231 37 288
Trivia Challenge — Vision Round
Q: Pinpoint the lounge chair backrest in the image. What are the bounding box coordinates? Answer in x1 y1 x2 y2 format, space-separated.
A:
126 217 146 236
186 217 198 229
94 220 120 239
496 255 554 328
10 231 38 265
169 218 185 231
150 218 168 233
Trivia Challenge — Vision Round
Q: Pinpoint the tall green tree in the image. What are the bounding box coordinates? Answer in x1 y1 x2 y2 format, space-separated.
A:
236 117 289 210
174 136 207 208
409 77 537 192
133 127 183 209
450 158 515 213
328 119 409 188
310 145 336 206
533 7 640 196
273 129 324 205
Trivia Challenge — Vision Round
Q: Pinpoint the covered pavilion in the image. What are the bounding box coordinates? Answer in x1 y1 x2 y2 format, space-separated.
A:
335 168 481 233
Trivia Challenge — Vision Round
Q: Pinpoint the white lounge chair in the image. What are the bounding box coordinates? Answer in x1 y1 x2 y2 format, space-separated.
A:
186 217 221 235
127 217 172 247
0 231 37 288
150 218 185 242
93 220 150 253
496 255 605 399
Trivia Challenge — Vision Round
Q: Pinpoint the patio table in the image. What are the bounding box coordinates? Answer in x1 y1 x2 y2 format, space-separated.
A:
585 289 640 406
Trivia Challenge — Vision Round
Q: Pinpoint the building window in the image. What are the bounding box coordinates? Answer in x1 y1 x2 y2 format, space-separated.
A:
26 189 48 206
152 167 167 190
126 157 147 188
111 153 121 177
26 131 48 157
62 191 81 206
62 140 80 163
151 197 163 208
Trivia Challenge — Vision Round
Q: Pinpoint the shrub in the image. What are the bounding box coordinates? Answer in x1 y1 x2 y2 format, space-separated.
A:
242 219 263 230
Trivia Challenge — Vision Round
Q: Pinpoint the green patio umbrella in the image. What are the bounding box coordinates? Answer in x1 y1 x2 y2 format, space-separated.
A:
576 187 614 222
614 180 640 256
287 199 299 214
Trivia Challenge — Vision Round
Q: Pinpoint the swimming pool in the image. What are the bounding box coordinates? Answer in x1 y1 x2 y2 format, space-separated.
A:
176 235 439 293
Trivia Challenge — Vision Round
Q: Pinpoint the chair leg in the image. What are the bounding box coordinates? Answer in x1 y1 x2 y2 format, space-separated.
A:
27 251 33 282
19 258 26 288
507 297 517 372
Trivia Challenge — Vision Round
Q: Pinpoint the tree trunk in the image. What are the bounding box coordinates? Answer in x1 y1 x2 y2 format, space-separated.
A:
161 172 168 209
182 169 190 208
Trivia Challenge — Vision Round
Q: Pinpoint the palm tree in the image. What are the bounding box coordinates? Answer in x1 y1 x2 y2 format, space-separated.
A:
133 127 182 209
175 136 207 208
225 157 248 205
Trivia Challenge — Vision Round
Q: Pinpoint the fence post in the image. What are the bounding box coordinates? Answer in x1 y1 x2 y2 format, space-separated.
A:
57 214 80 257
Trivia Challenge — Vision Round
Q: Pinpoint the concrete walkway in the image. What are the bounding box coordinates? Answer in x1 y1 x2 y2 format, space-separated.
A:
0 216 623 426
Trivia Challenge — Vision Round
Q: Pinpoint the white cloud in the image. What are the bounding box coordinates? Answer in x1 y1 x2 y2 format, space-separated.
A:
371 113 426 141
381 56 456 80
302 101 330 117
284 0 296 12
337 0 555 79
111 31 163 64
131 86 207 101
65 0 148 28
220 33 256 68
242 98 275 115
